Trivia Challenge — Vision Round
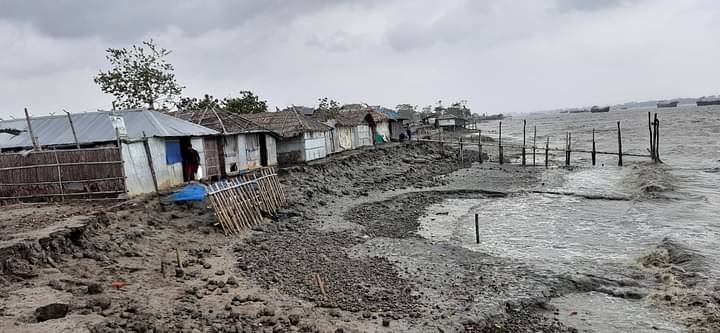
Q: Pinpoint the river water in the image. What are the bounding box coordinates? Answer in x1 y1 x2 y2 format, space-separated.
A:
418 106 720 332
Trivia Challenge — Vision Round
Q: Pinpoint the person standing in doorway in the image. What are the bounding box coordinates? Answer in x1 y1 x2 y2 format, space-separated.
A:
406 126 412 141
184 145 201 181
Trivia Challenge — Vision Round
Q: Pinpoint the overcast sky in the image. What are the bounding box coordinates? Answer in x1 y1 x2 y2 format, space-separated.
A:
1 0 719 119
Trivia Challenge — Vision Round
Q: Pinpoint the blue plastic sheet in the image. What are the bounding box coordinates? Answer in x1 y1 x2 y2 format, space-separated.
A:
166 140 182 164
169 184 206 202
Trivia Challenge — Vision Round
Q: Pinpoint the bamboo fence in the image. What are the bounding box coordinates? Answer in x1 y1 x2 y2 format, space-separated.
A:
0 147 126 203
206 167 286 235
418 113 662 168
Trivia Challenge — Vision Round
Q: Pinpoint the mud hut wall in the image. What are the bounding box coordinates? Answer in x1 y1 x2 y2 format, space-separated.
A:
303 131 328 162
389 120 404 140
339 126 353 150
241 134 262 170
353 124 372 147
323 129 338 155
222 135 240 173
265 135 278 166
146 137 184 190
121 141 155 196
276 135 305 164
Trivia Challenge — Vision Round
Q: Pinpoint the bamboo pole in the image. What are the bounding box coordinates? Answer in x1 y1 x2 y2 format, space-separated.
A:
478 130 483 164
654 114 660 163
545 137 549 168
475 213 479 244
24 108 40 151
532 126 536 167
53 149 64 201
648 112 654 161
175 248 183 270
617 121 623 166
565 132 570 166
592 128 596 166
64 110 81 149
522 120 526 166
114 124 128 197
498 122 503 164
568 132 572 166
141 135 159 193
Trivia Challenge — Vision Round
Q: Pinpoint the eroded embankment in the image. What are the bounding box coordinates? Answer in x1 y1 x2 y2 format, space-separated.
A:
0 214 110 284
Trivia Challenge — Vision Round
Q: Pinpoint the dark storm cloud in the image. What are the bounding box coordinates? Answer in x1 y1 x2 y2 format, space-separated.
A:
0 0 361 41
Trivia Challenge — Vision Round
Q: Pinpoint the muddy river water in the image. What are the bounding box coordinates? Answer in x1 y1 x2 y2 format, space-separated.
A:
418 106 720 332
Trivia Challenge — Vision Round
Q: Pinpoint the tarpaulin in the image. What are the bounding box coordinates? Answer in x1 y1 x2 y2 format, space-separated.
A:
166 140 182 164
169 184 206 202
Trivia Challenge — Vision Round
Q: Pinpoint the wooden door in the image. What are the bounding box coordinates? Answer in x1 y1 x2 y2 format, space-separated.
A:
203 137 220 179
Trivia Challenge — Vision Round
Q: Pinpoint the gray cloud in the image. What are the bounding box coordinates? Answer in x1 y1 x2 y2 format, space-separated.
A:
1 0 719 119
306 31 355 52
553 0 629 12
0 0 360 41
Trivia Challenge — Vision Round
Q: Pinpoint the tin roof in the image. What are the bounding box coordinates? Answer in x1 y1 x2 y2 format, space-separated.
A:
245 108 332 138
174 108 271 135
311 109 374 127
375 107 407 120
0 109 218 149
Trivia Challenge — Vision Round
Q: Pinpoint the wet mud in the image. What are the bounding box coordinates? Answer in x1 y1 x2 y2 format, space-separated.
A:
1 142 715 332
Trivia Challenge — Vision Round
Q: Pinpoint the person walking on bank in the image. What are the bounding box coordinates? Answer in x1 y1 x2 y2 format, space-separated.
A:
184 145 201 181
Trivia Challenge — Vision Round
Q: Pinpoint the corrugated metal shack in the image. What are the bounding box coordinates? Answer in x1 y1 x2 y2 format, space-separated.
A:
175 108 278 175
245 108 333 164
0 109 219 200
311 109 377 153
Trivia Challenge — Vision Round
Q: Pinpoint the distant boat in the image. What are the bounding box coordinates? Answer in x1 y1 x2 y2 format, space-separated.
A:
696 98 720 106
657 101 679 108
590 106 610 113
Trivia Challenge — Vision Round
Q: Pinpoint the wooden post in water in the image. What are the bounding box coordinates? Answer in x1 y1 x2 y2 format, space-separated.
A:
592 128 596 166
478 129 483 164
617 121 623 166
532 126 537 167
654 114 660 163
498 122 503 164
545 137 549 168
564 132 569 166
475 213 480 244
522 120 527 166
567 132 572 166
648 112 654 161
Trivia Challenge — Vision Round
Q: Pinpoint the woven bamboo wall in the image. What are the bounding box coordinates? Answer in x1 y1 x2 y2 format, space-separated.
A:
0 147 125 202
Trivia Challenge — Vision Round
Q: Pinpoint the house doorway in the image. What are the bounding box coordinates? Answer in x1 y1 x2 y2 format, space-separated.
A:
179 137 193 181
259 134 268 167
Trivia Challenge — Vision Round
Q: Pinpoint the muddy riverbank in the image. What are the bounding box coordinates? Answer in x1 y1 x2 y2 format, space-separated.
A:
1 142 715 332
